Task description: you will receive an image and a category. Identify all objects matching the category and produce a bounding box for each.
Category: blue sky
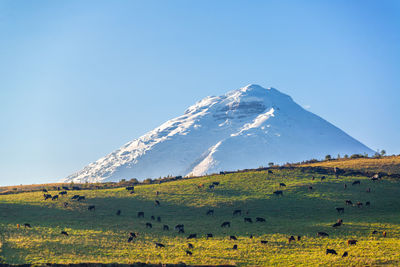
[1,0,399,186]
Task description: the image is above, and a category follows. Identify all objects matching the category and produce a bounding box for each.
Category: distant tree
[142,178,153,184]
[120,179,126,182]
[344,154,348,159]
[325,155,332,161]
[268,162,274,167]
[380,149,386,156]
[337,154,341,159]
[129,178,139,184]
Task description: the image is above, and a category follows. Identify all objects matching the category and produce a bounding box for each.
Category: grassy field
[1,167,400,266]
[300,155,400,175]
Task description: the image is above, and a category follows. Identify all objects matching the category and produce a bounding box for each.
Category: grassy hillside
[1,168,400,266]
[300,155,400,175]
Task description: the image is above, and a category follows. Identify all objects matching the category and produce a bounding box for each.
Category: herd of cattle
[17,171,387,259]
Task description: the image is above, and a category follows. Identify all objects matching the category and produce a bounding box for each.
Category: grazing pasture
[0,168,400,266]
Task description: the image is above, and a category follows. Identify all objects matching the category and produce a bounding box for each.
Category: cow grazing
[116,210,121,216]
[157,216,161,222]
[336,207,344,214]
[59,191,67,196]
[230,235,237,240]
[232,244,238,250]
[178,228,185,234]
[352,180,361,186]
[186,250,192,255]
[62,186,69,190]
[288,236,295,243]
[279,183,286,187]
[212,182,220,186]
[209,184,215,190]
[126,186,134,191]
[221,221,231,228]
[52,195,59,200]
[342,252,348,258]
[129,232,138,238]
[372,230,378,234]
[88,205,95,211]
[256,217,266,222]
[356,202,363,208]
[366,188,371,193]
[61,231,68,236]
[268,170,273,174]
[151,216,155,220]
[308,186,313,191]
[43,194,52,200]
[332,222,342,227]
[155,242,165,248]
[42,189,48,193]
[24,223,31,228]
[138,211,144,218]
[206,209,214,216]
[146,223,152,228]
[347,239,357,245]
[273,190,283,196]
[244,217,253,223]
[366,201,370,207]
[71,195,79,200]
[63,202,69,208]
[163,225,169,231]
[383,231,387,237]
[326,249,337,255]
[345,200,353,205]
[261,240,268,244]
[188,243,194,249]
[155,200,160,206]
[207,233,213,238]
[128,236,134,243]
[317,232,329,237]
[320,176,326,181]
[187,234,197,239]
[233,209,242,216]
[297,236,301,241]
[77,196,85,201]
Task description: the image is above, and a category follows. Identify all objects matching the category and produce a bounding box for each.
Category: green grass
[1,169,400,266]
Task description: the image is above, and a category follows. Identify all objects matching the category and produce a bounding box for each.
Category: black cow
[24,223,31,228]
[116,210,121,216]
[342,252,348,258]
[256,217,266,222]
[244,217,253,223]
[212,182,220,186]
[288,236,295,243]
[206,209,214,216]
[230,235,237,240]
[207,233,213,238]
[317,232,329,237]
[352,180,361,186]
[209,184,215,189]
[268,170,273,174]
[188,243,194,249]
[308,186,313,191]
[336,207,344,214]
[42,189,48,193]
[151,216,155,220]
[279,183,286,187]
[273,190,283,196]
[326,249,337,255]
[61,231,68,236]
[43,194,52,200]
[63,202,69,208]
[163,225,169,231]
[146,223,152,228]
[345,200,353,205]
[52,195,59,200]
[130,232,138,238]
[261,240,268,244]
[71,195,79,200]
[232,244,238,250]
[320,176,326,181]
[187,234,197,239]
[77,196,85,201]
[155,200,160,206]
[126,186,134,191]
[233,210,242,216]
[59,191,67,195]
[157,216,161,222]
[186,250,192,255]
[155,242,165,248]
[221,221,231,228]
[138,211,144,218]
[347,239,357,245]
[62,186,69,190]
[366,201,370,207]
[88,205,95,211]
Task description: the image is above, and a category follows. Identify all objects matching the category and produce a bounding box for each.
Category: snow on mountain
[64,84,374,183]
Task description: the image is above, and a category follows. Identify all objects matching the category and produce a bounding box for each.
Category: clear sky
[1,0,399,186]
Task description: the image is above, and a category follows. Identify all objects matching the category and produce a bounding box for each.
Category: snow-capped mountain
[64,84,374,183]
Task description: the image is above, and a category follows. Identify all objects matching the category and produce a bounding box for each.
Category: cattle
[366,201,370,207]
[232,244,238,250]
[233,209,242,216]
[297,236,301,241]
[72,186,81,190]
[206,209,214,216]
[308,186,313,191]
[288,236,295,243]
[279,183,286,187]
[137,211,144,218]
[175,224,184,232]
[332,221,342,227]
[146,223,152,228]
[77,196,85,201]
[130,232,138,238]
[157,216,161,222]
[156,191,160,196]
[268,170,273,174]
[178,228,185,234]
[344,184,347,189]
[52,195,59,201]
[230,235,237,240]
[207,233,213,238]
[186,250,192,255]
[88,205,95,211]
[356,202,363,208]
[347,239,357,245]
[42,189,48,193]
[43,194,52,200]
[261,240,268,244]
[221,221,231,228]
[155,242,165,248]
[273,190,283,196]
[188,243,194,249]
[155,200,160,206]
[256,217,266,222]
[126,186,134,191]
[372,230,378,234]
[62,186,69,190]
[116,210,121,216]
[128,236,134,243]
[212,182,220,186]
[151,216,155,220]
[130,191,135,194]
[366,188,371,193]
[342,252,348,258]
[383,231,387,237]
[326,249,337,255]
[352,180,361,186]
[63,202,69,208]
[336,207,344,214]
[71,195,79,200]
[345,200,353,205]
[163,225,169,231]
[317,232,329,237]
[187,234,197,239]
[59,191,67,196]
[249,235,253,239]
[197,184,204,189]
[320,176,326,181]
[371,177,379,182]
[61,231,68,236]
[209,184,215,190]
[24,223,31,228]
[244,217,253,223]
